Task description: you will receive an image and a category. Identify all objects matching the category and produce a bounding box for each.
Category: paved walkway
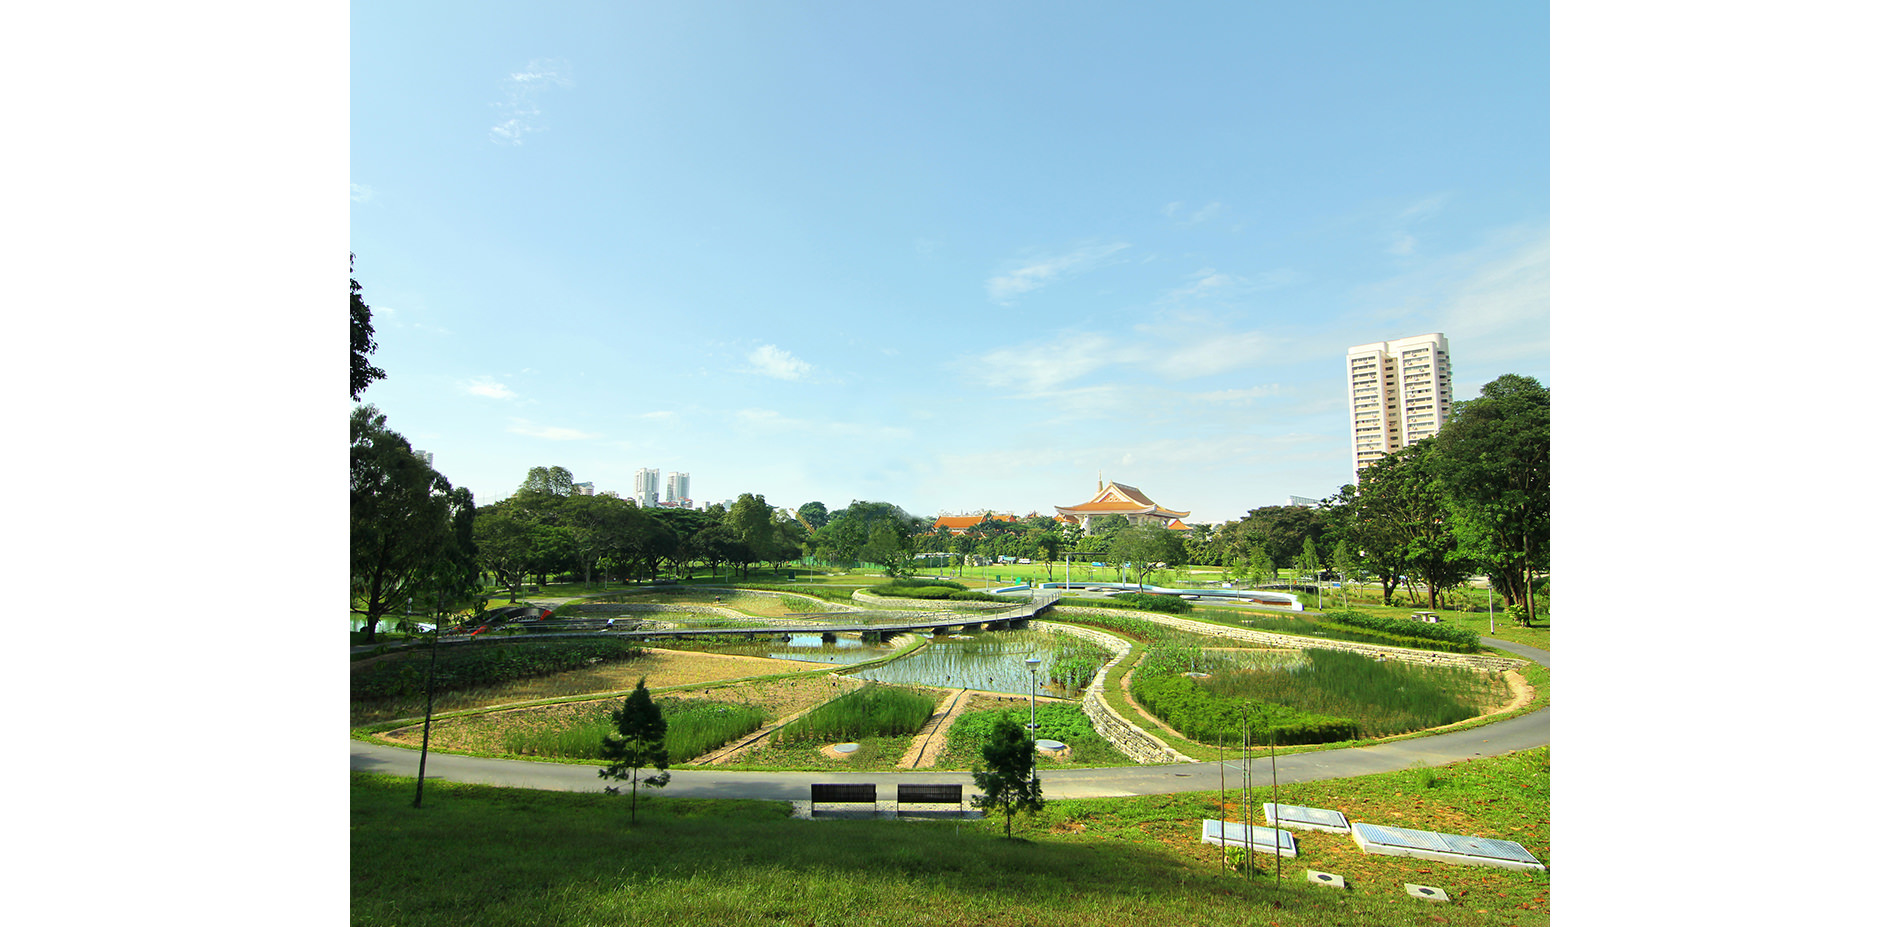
[351,637,1547,801]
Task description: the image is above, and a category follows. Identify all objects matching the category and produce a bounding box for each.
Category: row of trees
[473,482,811,596]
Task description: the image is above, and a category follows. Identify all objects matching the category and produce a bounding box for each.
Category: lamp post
[1024,655,1041,736]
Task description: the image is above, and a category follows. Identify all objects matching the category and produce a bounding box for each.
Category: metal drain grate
[1199,820,1298,857]
[1261,803,1350,833]
[1352,823,1546,872]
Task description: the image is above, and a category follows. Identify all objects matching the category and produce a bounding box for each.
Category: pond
[847,630,1110,697]
[764,633,891,666]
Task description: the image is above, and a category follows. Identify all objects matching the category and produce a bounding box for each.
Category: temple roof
[932,513,1016,534]
[1053,481,1190,520]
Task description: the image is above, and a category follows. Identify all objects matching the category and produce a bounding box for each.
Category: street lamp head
[1025,656,1041,668]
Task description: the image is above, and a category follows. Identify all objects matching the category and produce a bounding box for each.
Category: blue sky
[350,2,1548,523]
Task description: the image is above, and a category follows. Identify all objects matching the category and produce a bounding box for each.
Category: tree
[518,465,576,498]
[1110,524,1186,588]
[599,678,670,825]
[1333,441,1471,608]
[972,718,1043,839]
[795,501,830,530]
[350,255,385,400]
[1432,374,1551,624]
[351,405,462,643]
[724,493,775,578]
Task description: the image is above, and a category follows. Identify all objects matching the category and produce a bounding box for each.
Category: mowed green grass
[353,747,1549,927]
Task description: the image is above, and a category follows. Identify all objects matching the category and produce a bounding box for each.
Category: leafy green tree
[1432,374,1551,623]
[1335,441,1471,608]
[795,501,830,530]
[518,465,576,498]
[724,493,775,578]
[473,501,536,600]
[972,718,1044,839]
[1110,524,1187,588]
[599,678,669,825]
[350,255,384,400]
[351,405,466,642]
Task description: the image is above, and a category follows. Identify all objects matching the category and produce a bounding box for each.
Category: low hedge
[1055,594,1190,615]
[351,639,647,701]
[1319,609,1480,651]
[859,581,1015,604]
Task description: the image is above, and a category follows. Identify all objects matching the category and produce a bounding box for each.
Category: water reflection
[849,631,1107,695]
[766,633,887,666]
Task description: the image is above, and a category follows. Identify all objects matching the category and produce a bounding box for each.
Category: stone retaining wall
[1050,606,1525,673]
[850,590,1016,611]
[1032,620,1193,765]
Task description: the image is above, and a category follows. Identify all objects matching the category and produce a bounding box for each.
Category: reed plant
[501,698,769,762]
[774,684,936,744]
[1198,649,1510,739]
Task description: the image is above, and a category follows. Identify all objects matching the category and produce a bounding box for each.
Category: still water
[765,633,890,666]
[849,631,1108,696]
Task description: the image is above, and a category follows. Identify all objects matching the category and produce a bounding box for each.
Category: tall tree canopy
[350,254,385,400]
[518,465,576,498]
[350,405,476,641]
[1431,374,1551,622]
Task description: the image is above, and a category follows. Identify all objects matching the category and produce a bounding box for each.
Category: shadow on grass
[352,773,1326,927]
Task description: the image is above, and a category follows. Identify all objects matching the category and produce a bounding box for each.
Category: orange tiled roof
[932,513,1016,534]
[1053,481,1190,521]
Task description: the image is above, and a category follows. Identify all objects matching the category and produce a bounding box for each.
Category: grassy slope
[353,747,1549,927]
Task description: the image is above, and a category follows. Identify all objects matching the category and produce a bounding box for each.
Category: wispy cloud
[490,59,573,146]
[350,183,375,203]
[507,419,598,440]
[986,242,1130,304]
[746,344,813,380]
[1162,267,1302,303]
[1387,193,1451,256]
[461,376,516,399]
[1190,384,1282,403]
[1164,201,1223,225]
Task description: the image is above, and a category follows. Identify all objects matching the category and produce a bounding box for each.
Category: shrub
[1108,592,1193,614]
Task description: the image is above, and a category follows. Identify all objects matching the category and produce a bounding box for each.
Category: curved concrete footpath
[350,638,1547,801]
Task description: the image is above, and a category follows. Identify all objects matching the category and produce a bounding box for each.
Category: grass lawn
[352,747,1549,927]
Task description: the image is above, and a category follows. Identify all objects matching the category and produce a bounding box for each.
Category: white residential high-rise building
[666,471,690,506]
[1348,333,1452,477]
[633,468,661,507]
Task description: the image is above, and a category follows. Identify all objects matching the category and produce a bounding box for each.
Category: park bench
[895,784,963,813]
[1411,612,1440,623]
[809,783,877,813]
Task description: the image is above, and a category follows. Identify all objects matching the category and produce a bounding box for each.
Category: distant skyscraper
[1348,333,1452,477]
[633,468,661,507]
[572,482,594,496]
[666,471,690,506]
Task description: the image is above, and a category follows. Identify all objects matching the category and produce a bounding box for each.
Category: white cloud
[462,376,516,399]
[746,344,813,380]
[490,58,573,146]
[350,183,374,203]
[986,242,1131,303]
[507,419,598,440]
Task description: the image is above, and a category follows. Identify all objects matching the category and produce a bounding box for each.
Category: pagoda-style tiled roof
[932,513,1017,535]
[1054,481,1189,521]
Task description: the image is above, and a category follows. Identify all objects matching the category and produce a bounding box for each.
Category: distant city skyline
[350,4,1549,526]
